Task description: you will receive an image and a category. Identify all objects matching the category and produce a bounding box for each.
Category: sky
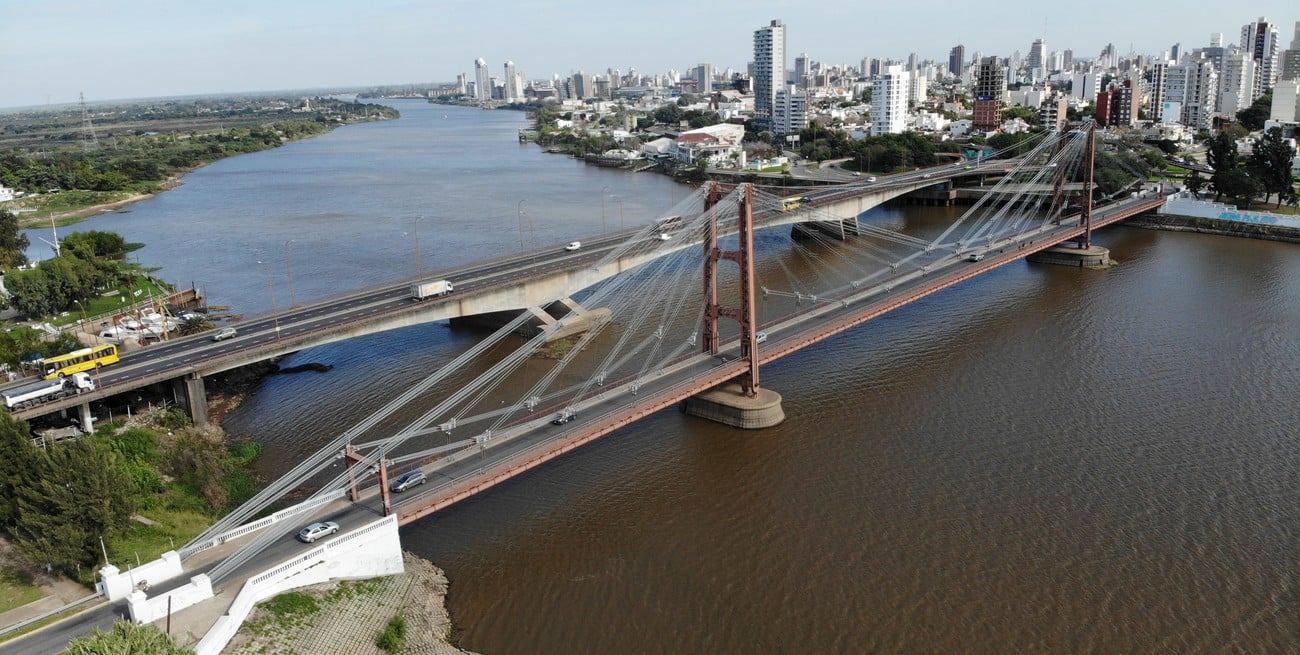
[1,0,1296,109]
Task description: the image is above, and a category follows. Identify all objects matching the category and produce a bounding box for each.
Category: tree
[0,412,39,529]
[1205,132,1240,201]
[1236,93,1272,131]
[1212,169,1262,208]
[63,621,194,655]
[1184,170,1206,198]
[9,439,136,574]
[1246,126,1298,207]
[0,209,29,269]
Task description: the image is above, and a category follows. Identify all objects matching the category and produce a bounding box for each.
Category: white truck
[410,280,454,301]
[3,372,97,411]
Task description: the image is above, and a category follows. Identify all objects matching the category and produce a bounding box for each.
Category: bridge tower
[685,182,785,428]
[1029,121,1110,267]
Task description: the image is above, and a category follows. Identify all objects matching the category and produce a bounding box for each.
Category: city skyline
[0,0,1295,109]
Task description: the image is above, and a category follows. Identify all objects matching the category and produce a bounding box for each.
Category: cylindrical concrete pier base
[683,383,785,429]
[1027,244,1111,267]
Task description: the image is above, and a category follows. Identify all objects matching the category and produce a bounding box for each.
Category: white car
[211,327,237,341]
[656,233,672,241]
[564,241,582,251]
[297,521,339,543]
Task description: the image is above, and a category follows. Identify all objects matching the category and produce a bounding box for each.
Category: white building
[1071,72,1100,101]
[772,85,808,135]
[503,61,523,101]
[1163,56,1218,130]
[1271,80,1300,122]
[673,123,745,165]
[474,58,491,102]
[909,72,928,106]
[0,185,14,202]
[871,65,909,136]
[1216,47,1258,117]
[752,19,787,129]
[1241,17,1281,95]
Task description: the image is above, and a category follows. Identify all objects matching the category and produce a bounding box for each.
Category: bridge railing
[194,515,402,655]
[179,488,347,560]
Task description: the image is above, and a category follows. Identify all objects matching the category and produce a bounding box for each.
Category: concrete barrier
[193,515,403,655]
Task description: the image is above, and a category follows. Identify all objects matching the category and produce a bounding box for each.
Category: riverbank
[10,174,188,229]
[223,551,477,655]
[1127,213,1300,244]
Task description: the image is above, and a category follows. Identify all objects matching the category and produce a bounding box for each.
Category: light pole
[617,199,625,231]
[283,239,296,307]
[600,185,610,234]
[412,216,423,283]
[516,200,527,252]
[73,300,93,342]
[256,260,281,341]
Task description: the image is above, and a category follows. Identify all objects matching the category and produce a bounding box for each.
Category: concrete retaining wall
[193,514,404,655]
[128,574,213,624]
[99,551,183,602]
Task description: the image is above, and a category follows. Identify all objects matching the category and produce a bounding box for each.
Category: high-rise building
[1216,47,1258,116]
[1027,38,1046,81]
[1149,62,1170,118]
[571,71,594,99]
[1280,22,1300,80]
[949,45,966,77]
[872,65,909,135]
[1163,55,1219,130]
[1096,80,1140,127]
[474,58,490,102]
[753,19,787,129]
[973,57,1006,131]
[1170,43,1181,61]
[773,85,809,135]
[795,53,811,89]
[1241,17,1281,93]
[909,71,928,106]
[1062,49,1074,71]
[695,63,715,93]
[503,61,521,101]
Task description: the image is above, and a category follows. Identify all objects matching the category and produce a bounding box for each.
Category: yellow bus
[40,344,120,379]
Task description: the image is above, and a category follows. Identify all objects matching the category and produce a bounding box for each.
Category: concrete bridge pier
[792,217,862,241]
[1027,244,1111,267]
[449,298,611,343]
[78,402,95,433]
[173,373,210,426]
[683,382,785,429]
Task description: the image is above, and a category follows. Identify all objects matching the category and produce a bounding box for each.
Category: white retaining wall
[193,514,404,655]
[1161,192,1300,229]
[99,551,183,602]
[128,574,213,624]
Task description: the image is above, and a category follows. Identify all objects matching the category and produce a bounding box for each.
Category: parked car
[211,327,237,341]
[297,521,339,543]
[390,470,427,492]
[564,241,582,251]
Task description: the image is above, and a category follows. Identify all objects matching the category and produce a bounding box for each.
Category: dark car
[390,470,427,492]
[551,410,576,425]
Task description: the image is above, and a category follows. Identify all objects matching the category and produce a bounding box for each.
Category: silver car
[296,521,339,543]
[212,326,238,341]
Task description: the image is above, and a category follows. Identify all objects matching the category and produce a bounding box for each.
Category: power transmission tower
[79,92,99,152]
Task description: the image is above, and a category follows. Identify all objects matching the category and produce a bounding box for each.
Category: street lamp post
[73,300,93,342]
[600,185,610,234]
[283,239,296,307]
[516,200,527,252]
[412,216,423,283]
[256,261,281,341]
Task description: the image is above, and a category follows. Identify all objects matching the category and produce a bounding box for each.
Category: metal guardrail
[0,592,104,639]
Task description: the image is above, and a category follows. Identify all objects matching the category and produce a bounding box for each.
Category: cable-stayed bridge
[23,124,1171,655]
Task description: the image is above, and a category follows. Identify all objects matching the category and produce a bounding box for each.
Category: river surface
[36,100,1299,653]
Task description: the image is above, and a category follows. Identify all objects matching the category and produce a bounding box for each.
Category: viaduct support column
[170,373,210,426]
[685,183,784,429]
[78,402,95,434]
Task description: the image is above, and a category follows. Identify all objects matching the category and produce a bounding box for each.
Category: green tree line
[1187,127,1297,208]
[0,410,261,578]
